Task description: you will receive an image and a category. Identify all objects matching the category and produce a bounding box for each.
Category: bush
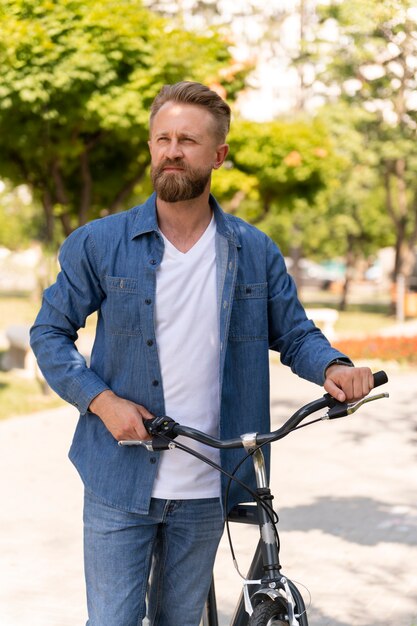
[333,335,417,364]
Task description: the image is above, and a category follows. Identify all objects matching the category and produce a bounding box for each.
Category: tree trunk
[60,212,73,237]
[289,220,303,292]
[79,150,92,227]
[108,167,148,214]
[394,158,408,279]
[42,190,55,243]
[339,246,355,311]
[384,159,409,311]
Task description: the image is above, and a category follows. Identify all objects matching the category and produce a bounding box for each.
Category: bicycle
[119,370,389,626]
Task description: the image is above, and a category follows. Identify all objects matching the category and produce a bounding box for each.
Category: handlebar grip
[327,370,388,419]
[373,370,388,388]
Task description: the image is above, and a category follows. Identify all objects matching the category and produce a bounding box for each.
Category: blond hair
[150,81,231,142]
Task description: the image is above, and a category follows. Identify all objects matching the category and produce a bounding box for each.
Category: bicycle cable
[151,432,282,542]
[223,444,279,576]
[154,431,284,582]
[154,433,273,509]
[151,415,328,582]
[223,415,325,575]
[290,578,312,616]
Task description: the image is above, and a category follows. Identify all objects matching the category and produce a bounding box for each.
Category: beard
[151,158,212,202]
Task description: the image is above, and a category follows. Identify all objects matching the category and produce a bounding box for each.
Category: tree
[0,0,248,244]
[312,0,417,289]
[314,103,394,308]
[211,115,342,287]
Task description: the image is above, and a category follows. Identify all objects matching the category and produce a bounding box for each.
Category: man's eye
[157,137,169,143]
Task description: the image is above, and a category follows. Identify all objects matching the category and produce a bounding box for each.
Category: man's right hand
[89,390,154,441]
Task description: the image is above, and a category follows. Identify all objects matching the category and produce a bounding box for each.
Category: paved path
[0,362,416,626]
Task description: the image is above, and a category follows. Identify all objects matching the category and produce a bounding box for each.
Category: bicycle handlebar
[119,371,388,451]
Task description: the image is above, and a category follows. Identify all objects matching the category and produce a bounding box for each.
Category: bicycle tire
[248,598,289,626]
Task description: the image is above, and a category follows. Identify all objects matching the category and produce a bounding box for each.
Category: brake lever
[323,392,389,420]
[118,416,179,451]
[118,437,177,451]
[118,439,154,450]
[346,392,389,414]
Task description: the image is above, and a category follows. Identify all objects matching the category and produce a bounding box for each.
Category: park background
[0,1,416,625]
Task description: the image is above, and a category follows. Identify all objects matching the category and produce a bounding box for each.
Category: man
[30,81,374,626]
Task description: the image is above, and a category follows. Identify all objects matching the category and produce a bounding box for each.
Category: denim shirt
[30,193,348,513]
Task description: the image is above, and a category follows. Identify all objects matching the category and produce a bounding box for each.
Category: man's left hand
[324,365,374,403]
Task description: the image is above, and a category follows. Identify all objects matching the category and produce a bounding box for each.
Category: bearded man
[30,81,373,626]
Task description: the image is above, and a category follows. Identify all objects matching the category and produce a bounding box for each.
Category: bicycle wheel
[248,598,289,626]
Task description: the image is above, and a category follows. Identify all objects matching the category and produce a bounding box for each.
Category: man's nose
[165,139,183,160]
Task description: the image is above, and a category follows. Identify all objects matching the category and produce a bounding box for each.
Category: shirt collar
[130,192,241,247]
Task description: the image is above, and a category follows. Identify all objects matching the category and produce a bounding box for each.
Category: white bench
[2,325,35,372]
[2,324,52,394]
[2,323,92,376]
[305,308,339,341]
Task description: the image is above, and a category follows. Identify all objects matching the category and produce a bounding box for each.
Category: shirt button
[145,298,152,305]
[150,457,157,464]
[147,339,154,347]
[229,262,233,270]
[152,380,159,387]
[150,259,157,265]
[223,300,228,309]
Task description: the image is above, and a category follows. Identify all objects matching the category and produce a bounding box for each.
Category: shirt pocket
[229,282,268,341]
[103,276,141,336]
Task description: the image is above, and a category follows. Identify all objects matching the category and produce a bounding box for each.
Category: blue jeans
[83,491,224,626]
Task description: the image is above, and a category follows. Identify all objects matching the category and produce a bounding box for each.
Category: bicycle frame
[202,436,308,626]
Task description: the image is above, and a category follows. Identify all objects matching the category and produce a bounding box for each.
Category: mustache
[156,158,189,172]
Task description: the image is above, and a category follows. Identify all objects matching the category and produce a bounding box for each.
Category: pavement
[0,361,416,626]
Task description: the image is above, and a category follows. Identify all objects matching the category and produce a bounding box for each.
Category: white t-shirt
[152,215,221,499]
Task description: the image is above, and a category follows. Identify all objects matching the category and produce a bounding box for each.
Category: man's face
[148,102,228,203]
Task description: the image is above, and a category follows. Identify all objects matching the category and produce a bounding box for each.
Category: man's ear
[213,144,229,170]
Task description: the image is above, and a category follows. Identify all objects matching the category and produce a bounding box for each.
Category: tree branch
[108,166,148,214]
[51,158,70,205]
[42,189,55,242]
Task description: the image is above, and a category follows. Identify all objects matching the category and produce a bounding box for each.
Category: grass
[0,293,41,327]
[335,309,394,336]
[0,293,91,422]
[0,369,64,421]
[302,298,396,337]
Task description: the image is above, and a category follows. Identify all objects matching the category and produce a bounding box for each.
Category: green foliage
[315,0,417,278]
[0,0,248,244]
[212,116,342,256]
[227,118,336,203]
[314,102,394,259]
